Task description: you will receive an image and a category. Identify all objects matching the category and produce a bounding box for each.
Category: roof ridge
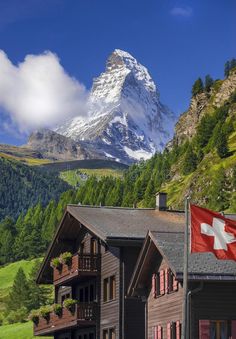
[150,230,184,234]
[67,204,155,211]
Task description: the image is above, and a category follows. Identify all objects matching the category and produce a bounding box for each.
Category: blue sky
[0,0,235,145]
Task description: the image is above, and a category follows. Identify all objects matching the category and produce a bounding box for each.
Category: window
[90,284,94,302]
[77,332,94,339]
[103,328,116,339]
[199,320,234,339]
[79,288,84,302]
[103,278,109,302]
[110,276,116,300]
[167,322,181,339]
[154,325,163,339]
[103,275,116,302]
[79,283,96,303]
[79,242,84,255]
[61,293,71,304]
[152,269,178,298]
[91,238,97,254]
[152,271,165,297]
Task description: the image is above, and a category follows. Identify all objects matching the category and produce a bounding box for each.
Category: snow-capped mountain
[55,49,175,163]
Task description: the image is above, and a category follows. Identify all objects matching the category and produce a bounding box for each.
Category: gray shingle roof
[67,205,185,239]
[151,231,236,279]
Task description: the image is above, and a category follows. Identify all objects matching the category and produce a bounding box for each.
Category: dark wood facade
[128,231,236,339]
[35,214,145,339]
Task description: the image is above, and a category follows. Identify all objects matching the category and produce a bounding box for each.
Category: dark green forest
[0,158,70,221]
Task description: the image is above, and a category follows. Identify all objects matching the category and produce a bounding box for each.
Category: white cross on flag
[190,204,236,260]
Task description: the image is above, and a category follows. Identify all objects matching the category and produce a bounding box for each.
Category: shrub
[39,305,52,320]
[63,299,77,313]
[6,307,28,324]
[59,252,73,266]
[53,303,63,317]
[50,257,62,270]
[29,309,40,325]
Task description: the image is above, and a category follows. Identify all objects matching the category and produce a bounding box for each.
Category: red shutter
[165,268,169,293]
[152,274,157,298]
[160,270,165,295]
[154,326,158,339]
[232,320,236,339]
[199,320,210,339]
[167,323,171,339]
[176,321,181,339]
[157,325,162,339]
[173,276,178,291]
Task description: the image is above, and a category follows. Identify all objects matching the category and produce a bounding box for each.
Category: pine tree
[182,145,198,175]
[143,178,156,207]
[0,217,16,264]
[27,260,51,310]
[216,129,229,158]
[192,78,204,96]
[0,230,14,264]
[224,59,236,77]
[196,114,216,149]
[208,167,229,211]
[224,61,230,77]
[204,74,214,92]
[6,268,30,312]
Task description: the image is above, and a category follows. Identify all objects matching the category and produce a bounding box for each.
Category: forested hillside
[0,158,70,221]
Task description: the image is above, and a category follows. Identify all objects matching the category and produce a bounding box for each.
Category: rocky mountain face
[26,129,101,161]
[54,49,175,163]
[170,69,236,147]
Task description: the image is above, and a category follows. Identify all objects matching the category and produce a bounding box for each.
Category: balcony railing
[34,303,96,336]
[53,253,100,285]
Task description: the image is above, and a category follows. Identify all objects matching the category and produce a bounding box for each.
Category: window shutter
[167,323,171,339]
[231,320,236,338]
[173,276,178,291]
[157,325,162,339]
[154,326,158,339]
[176,321,181,339]
[165,269,169,293]
[199,320,210,339]
[152,274,157,298]
[160,270,165,295]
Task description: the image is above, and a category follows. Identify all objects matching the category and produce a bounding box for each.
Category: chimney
[155,192,167,211]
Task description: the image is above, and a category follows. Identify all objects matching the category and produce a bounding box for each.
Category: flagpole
[182,196,190,339]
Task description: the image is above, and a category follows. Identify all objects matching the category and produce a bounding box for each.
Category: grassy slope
[163,119,236,211]
[60,167,124,186]
[0,259,53,338]
[0,259,39,290]
[0,259,40,312]
[0,321,52,339]
[0,143,52,166]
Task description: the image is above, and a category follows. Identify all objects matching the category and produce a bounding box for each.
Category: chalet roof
[37,205,185,284]
[67,205,185,240]
[128,229,236,296]
[150,231,236,279]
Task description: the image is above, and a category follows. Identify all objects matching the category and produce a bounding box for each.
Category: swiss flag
[190,204,236,260]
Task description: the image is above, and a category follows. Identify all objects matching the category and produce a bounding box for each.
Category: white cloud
[170,6,193,18]
[0,50,88,134]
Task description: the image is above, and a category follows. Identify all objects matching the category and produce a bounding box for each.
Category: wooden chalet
[128,229,236,339]
[35,193,184,339]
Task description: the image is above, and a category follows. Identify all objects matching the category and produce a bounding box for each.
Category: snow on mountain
[55,49,176,163]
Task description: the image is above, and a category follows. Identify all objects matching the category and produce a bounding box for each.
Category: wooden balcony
[53,253,100,286]
[34,303,96,336]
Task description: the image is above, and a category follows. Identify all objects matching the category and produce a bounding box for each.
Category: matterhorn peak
[55,49,176,164]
